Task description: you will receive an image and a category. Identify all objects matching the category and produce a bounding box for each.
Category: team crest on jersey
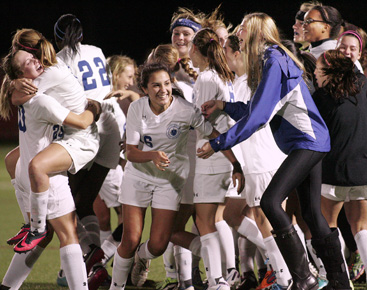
[166,123,181,139]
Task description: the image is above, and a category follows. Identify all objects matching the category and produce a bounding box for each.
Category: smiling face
[171,26,196,58]
[236,21,247,51]
[303,9,330,43]
[142,70,173,114]
[293,19,305,44]
[338,35,362,63]
[114,64,135,90]
[314,58,329,88]
[14,50,44,79]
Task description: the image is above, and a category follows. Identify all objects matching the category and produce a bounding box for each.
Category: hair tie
[323,52,331,66]
[338,30,363,51]
[177,58,182,63]
[17,42,38,51]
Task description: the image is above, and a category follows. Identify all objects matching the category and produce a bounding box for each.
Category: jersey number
[78,57,110,91]
[228,82,235,103]
[18,105,26,132]
[52,125,64,140]
[143,136,153,148]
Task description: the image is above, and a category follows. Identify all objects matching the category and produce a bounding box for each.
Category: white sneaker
[208,281,230,290]
[131,251,151,286]
[226,268,241,289]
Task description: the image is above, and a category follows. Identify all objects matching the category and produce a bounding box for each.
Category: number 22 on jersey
[78,57,110,91]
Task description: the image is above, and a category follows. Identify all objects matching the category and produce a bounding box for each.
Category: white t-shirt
[193,68,235,174]
[233,74,286,174]
[124,96,213,188]
[16,94,70,193]
[57,43,111,102]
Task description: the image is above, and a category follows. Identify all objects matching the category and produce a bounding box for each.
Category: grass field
[1,142,366,290]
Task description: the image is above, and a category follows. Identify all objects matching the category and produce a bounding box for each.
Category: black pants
[260,149,330,238]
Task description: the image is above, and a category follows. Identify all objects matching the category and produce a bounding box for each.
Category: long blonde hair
[241,13,305,93]
[106,55,137,90]
[0,76,13,120]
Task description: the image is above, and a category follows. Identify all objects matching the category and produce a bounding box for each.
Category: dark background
[1,0,367,141]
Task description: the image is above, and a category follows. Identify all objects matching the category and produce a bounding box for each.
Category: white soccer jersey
[192,68,235,174]
[124,96,213,189]
[57,43,111,102]
[233,74,286,174]
[16,94,70,194]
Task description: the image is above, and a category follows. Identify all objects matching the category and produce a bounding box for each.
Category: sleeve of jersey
[223,101,249,121]
[197,76,219,104]
[125,102,141,146]
[190,106,213,136]
[33,94,70,124]
[210,57,283,152]
[33,65,66,93]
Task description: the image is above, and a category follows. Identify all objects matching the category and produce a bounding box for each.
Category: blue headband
[54,17,82,40]
[171,18,202,32]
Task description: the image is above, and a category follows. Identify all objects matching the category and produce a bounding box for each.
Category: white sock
[294,224,308,259]
[163,242,177,279]
[337,228,350,263]
[60,244,88,290]
[110,250,134,289]
[25,245,45,268]
[237,217,266,252]
[137,240,157,260]
[2,252,34,289]
[76,217,92,254]
[263,235,291,286]
[30,190,49,232]
[216,220,236,270]
[174,245,192,282]
[201,232,223,286]
[189,235,201,257]
[306,239,326,279]
[81,215,101,247]
[100,229,112,245]
[255,248,267,271]
[12,179,29,223]
[101,235,119,265]
[354,229,367,280]
[239,236,256,273]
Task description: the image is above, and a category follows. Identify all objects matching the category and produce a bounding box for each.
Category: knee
[260,196,272,216]
[147,238,169,256]
[28,158,46,178]
[121,231,141,253]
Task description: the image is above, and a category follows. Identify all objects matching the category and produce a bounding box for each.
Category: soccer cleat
[309,262,319,278]
[349,252,365,282]
[226,268,241,289]
[14,228,47,253]
[7,223,30,245]
[131,250,151,286]
[208,281,230,290]
[317,277,328,289]
[156,277,179,290]
[269,282,291,290]
[255,270,276,290]
[56,269,68,287]
[84,245,105,274]
[88,264,109,290]
[236,271,258,290]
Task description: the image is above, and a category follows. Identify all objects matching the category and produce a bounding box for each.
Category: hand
[201,100,223,119]
[151,151,170,171]
[86,99,102,122]
[197,142,215,159]
[13,78,38,95]
[232,161,245,194]
[104,90,125,100]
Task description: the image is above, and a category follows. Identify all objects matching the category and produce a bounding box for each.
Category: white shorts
[17,173,75,219]
[119,174,181,211]
[194,172,231,203]
[55,128,99,174]
[244,170,278,207]
[99,166,123,208]
[321,184,367,202]
[94,111,122,169]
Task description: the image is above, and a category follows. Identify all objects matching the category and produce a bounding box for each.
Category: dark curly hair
[320,49,360,101]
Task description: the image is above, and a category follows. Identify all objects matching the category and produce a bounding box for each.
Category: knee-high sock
[12,179,29,223]
[216,220,236,271]
[101,234,119,265]
[60,244,88,290]
[174,245,193,283]
[30,190,48,232]
[110,250,134,290]
[201,232,223,286]
[238,236,256,273]
[255,247,267,271]
[263,235,292,286]
[81,215,101,247]
[137,240,157,260]
[76,217,92,254]
[306,239,326,279]
[163,242,177,279]
[100,229,112,245]
[2,251,35,289]
[237,217,266,252]
[354,229,367,281]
